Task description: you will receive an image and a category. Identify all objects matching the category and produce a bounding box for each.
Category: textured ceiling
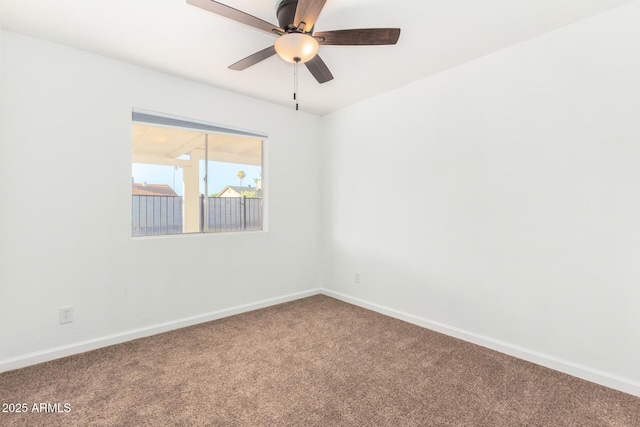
[0,0,635,115]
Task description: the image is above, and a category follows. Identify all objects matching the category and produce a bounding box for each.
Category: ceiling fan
[187,0,401,84]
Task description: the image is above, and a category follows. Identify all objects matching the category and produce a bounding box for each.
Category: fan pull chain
[294,57,300,111]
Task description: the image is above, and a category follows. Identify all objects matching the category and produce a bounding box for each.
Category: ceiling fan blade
[314,28,401,45]
[187,0,283,35]
[305,55,333,84]
[293,0,327,31]
[228,46,277,71]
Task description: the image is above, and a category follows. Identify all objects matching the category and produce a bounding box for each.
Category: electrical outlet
[59,306,74,324]
[354,272,361,284]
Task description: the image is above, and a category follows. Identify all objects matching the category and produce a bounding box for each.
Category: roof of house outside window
[132,183,179,197]
[216,186,262,198]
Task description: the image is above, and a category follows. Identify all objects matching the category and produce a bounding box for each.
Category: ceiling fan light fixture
[274,33,319,63]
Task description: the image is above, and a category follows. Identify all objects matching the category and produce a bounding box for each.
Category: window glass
[131,113,264,236]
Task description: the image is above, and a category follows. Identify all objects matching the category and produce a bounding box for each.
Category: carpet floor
[1,295,639,426]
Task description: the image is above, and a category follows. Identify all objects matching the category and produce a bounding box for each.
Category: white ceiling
[0,0,635,116]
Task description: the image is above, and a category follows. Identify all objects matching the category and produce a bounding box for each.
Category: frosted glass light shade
[274,33,319,63]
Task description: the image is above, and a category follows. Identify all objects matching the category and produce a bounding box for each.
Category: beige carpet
[1,295,639,426]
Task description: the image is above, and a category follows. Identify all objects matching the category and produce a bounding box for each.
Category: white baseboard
[321,289,640,397]
[4,287,639,398]
[0,288,322,373]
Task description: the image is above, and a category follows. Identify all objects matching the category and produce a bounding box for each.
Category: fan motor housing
[276,0,298,30]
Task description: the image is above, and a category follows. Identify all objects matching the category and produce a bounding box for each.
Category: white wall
[320,2,640,394]
[0,31,321,367]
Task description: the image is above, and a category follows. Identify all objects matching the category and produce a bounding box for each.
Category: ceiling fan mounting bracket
[276,0,299,30]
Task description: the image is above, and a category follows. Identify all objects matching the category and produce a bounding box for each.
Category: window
[131,110,265,236]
